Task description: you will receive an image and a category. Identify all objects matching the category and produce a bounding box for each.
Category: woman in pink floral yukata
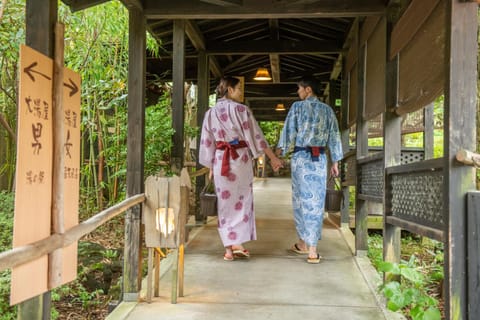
[199,76,283,261]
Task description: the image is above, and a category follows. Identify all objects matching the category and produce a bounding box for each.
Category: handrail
[0,193,145,273]
[456,149,480,168]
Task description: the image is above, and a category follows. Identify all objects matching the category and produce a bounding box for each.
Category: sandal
[307,254,321,264]
[289,243,309,254]
[224,253,234,261]
[233,249,250,258]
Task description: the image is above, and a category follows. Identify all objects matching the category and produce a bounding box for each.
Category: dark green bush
[0,191,15,319]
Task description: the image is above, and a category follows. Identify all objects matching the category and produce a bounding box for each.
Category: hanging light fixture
[275,103,286,111]
[253,67,272,81]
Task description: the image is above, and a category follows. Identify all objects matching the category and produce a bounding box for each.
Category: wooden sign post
[11,44,81,305]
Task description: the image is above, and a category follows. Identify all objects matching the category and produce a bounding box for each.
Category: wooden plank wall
[393,0,445,115]
[467,192,480,320]
[363,16,386,121]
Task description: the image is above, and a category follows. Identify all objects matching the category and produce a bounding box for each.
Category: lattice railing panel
[359,159,384,198]
[401,150,424,164]
[390,171,444,230]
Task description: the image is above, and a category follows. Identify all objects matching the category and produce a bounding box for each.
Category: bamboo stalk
[0,194,145,273]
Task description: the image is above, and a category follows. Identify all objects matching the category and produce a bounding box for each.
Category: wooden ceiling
[63,0,387,121]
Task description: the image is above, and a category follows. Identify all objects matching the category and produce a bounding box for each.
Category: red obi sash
[216,140,248,176]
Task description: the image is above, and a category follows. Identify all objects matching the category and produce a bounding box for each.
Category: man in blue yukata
[277,75,343,264]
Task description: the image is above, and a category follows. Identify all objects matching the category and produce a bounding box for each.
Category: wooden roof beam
[269,19,281,83]
[61,0,111,11]
[185,20,223,78]
[144,0,386,19]
[199,0,243,6]
[207,39,343,55]
[120,0,143,11]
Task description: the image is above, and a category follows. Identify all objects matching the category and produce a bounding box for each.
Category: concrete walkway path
[109,177,401,320]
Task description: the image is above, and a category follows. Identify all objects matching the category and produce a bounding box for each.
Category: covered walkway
[108,177,401,320]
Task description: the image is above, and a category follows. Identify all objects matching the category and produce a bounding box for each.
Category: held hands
[270,156,284,172]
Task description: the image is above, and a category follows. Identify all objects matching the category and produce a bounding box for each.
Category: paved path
[109,177,400,320]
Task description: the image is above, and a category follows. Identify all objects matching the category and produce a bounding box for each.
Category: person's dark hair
[298,75,321,96]
[215,76,240,99]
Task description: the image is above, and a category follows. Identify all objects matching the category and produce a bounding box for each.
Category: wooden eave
[62,0,388,121]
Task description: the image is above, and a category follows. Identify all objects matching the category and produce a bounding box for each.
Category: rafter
[185,20,223,78]
[207,39,342,55]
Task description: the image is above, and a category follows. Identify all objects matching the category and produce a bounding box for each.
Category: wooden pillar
[171,20,186,174]
[340,75,350,227]
[20,1,57,319]
[124,6,146,302]
[383,9,402,278]
[423,103,434,160]
[444,1,477,319]
[355,42,368,255]
[195,50,209,223]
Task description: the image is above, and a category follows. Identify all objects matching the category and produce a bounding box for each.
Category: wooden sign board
[144,175,181,249]
[11,45,81,305]
[61,67,81,286]
[11,45,53,305]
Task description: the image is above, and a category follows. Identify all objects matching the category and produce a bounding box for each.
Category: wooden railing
[0,194,145,273]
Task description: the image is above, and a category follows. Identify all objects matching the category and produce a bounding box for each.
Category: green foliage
[59,1,164,212]
[145,95,175,176]
[0,0,24,191]
[51,242,122,317]
[0,191,15,319]
[368,234,444,320]
[368,137,383,147]
[258,121,283,147]
[0,270,15,320]
[0,191,13,252]
[379,259,441,320]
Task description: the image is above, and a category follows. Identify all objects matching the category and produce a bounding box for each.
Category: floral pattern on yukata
[199,98,269,246]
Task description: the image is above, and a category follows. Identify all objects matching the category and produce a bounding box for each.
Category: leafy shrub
[379,257,442,320]
[0,191,15,319]
[368,234,444,320]
[0,191,14,252]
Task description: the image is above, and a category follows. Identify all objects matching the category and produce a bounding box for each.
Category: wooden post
[124,6,146,302]
[355,39,368,255]
[154,250,160,297]
[340,73,350,227]
[20,1,57,319]
[49,22,65,290]
[146,248,153,303]
[171,19,186,174]
[383,4,402,280]
[444,1,477,318]
[171,250,179,304]
[195,50,209,223]
[178,185,189,297]
[423,103,434,160]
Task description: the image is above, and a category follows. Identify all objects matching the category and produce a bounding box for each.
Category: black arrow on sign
[23,62,52,82]
[63,78,79,97]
